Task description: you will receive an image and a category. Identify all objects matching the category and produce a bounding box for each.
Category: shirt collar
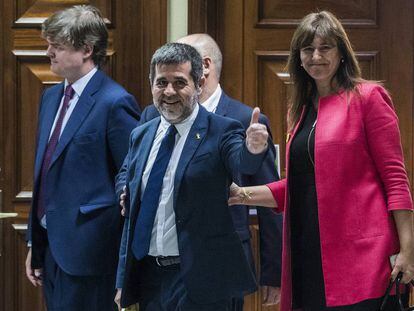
[201,84,222,113]
[160,104,200,137]
[64,67,98,98]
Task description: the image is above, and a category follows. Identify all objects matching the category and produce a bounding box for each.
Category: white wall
[168,0,188,42]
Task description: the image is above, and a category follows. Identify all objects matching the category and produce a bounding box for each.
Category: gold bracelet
[239,187,253,203]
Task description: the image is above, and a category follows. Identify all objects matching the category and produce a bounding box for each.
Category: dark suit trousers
[43,247,117,311]
[231,239,256,311]
[137,256,231,311]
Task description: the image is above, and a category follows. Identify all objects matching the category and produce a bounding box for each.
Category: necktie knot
[64,84,75,99]
[166,125,177,138]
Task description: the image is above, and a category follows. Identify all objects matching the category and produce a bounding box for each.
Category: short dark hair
[42,5,108,68]
[149,43,203,87]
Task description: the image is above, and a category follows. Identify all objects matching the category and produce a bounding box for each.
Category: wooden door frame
[0,0,4,307]
[188,0,219,37]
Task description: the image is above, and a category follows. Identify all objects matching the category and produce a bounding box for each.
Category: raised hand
[246,107,269,154]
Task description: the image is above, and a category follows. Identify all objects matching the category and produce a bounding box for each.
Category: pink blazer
[268,83,413,310]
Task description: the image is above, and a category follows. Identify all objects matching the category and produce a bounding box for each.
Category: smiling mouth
[162,100,180,105]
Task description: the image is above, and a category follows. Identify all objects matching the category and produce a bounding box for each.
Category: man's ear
[198,76,206,89]
[202,57,211,76]
[83,44,94,59]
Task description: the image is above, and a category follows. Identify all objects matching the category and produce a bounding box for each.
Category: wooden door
[0,1,167,309]
[190,0,413,310]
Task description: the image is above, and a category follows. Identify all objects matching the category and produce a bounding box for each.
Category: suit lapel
[34,84,64,180]
[174,106,208,203]
[49,70,104,168]
[214,92,230,117]
[129,119,160,218]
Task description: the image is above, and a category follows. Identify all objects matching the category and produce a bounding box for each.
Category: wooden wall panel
[13,224,46,311]
[244,225,262,311]
[0,0,5,305]
[256,53,290,178]
[0,0,167,310]
[257,0,378,27]
[16,58,50,198]
[188,0,218,38]
[14,0,114,26]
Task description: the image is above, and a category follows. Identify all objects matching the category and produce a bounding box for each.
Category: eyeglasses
[300,44,337,55]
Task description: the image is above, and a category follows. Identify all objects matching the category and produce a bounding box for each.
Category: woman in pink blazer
[230,11,414,311]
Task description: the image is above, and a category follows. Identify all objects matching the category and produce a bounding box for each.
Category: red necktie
[37,84,75,220]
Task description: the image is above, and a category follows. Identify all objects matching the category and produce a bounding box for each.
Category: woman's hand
[391,248,414,284]
[229,183,277,208]
[391,210,414,283]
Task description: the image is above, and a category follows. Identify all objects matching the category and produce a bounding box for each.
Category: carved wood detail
[256,0,378,28]
[14,0,114,27]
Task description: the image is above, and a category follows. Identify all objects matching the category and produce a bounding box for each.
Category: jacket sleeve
[26,90,47,244]
[107,93,140,170]
[362,85,413,211]
[266,179,286,214]
[221,120,268,176]
[252,114,283,287]
[115,131,136,216]
[137,104,156,126]
[116,216,130,288]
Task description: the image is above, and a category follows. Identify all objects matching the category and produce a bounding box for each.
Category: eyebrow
[156,76,188,81]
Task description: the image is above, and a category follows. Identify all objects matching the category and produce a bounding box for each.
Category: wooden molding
[187,0,218,38]
[256,0,379,28]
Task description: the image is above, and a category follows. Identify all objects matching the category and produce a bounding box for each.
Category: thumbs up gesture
[246,107,269,154]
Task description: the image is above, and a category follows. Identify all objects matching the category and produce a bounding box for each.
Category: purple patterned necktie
[37,84,75,220]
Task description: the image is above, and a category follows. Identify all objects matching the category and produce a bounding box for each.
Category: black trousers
[137,256,232,311]
[299,293,409,311]
[231,296,244,311]
[43,247,117,311]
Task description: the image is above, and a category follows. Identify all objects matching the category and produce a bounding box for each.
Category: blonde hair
[42,5,108,68]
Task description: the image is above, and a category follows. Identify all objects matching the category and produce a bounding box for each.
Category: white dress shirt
[143,104,200,257]
[49,67,98,139]
[201,84,222,113]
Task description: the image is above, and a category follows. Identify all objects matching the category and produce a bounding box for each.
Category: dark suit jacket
[27,70,140,276]
[116,105,266,307]
[137,92,282,286]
